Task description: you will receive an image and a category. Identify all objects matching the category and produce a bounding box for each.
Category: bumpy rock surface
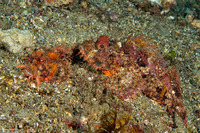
[0,28,33,53]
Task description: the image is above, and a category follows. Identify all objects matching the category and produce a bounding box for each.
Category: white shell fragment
[0,28,33,53]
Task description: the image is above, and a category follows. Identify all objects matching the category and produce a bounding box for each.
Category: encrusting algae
[96,110,144,133]
[17,35,187,128]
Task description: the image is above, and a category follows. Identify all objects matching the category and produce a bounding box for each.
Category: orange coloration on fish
[17,35,187,127]
[78,35,187,126]
[47,52,58,60]
[17,45,73,86]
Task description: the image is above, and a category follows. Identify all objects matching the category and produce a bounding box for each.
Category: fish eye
[100,44,104,48]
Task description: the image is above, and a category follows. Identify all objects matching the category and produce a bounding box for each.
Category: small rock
[185,14,194,23]
[0,28,33,53]
[168,16,174,20]
[191,19,200,28]
[45,0,73,7]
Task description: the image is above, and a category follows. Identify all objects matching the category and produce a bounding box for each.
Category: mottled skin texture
[17,45,73,86]
[17,35,187,126]
[79,35,187,126]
